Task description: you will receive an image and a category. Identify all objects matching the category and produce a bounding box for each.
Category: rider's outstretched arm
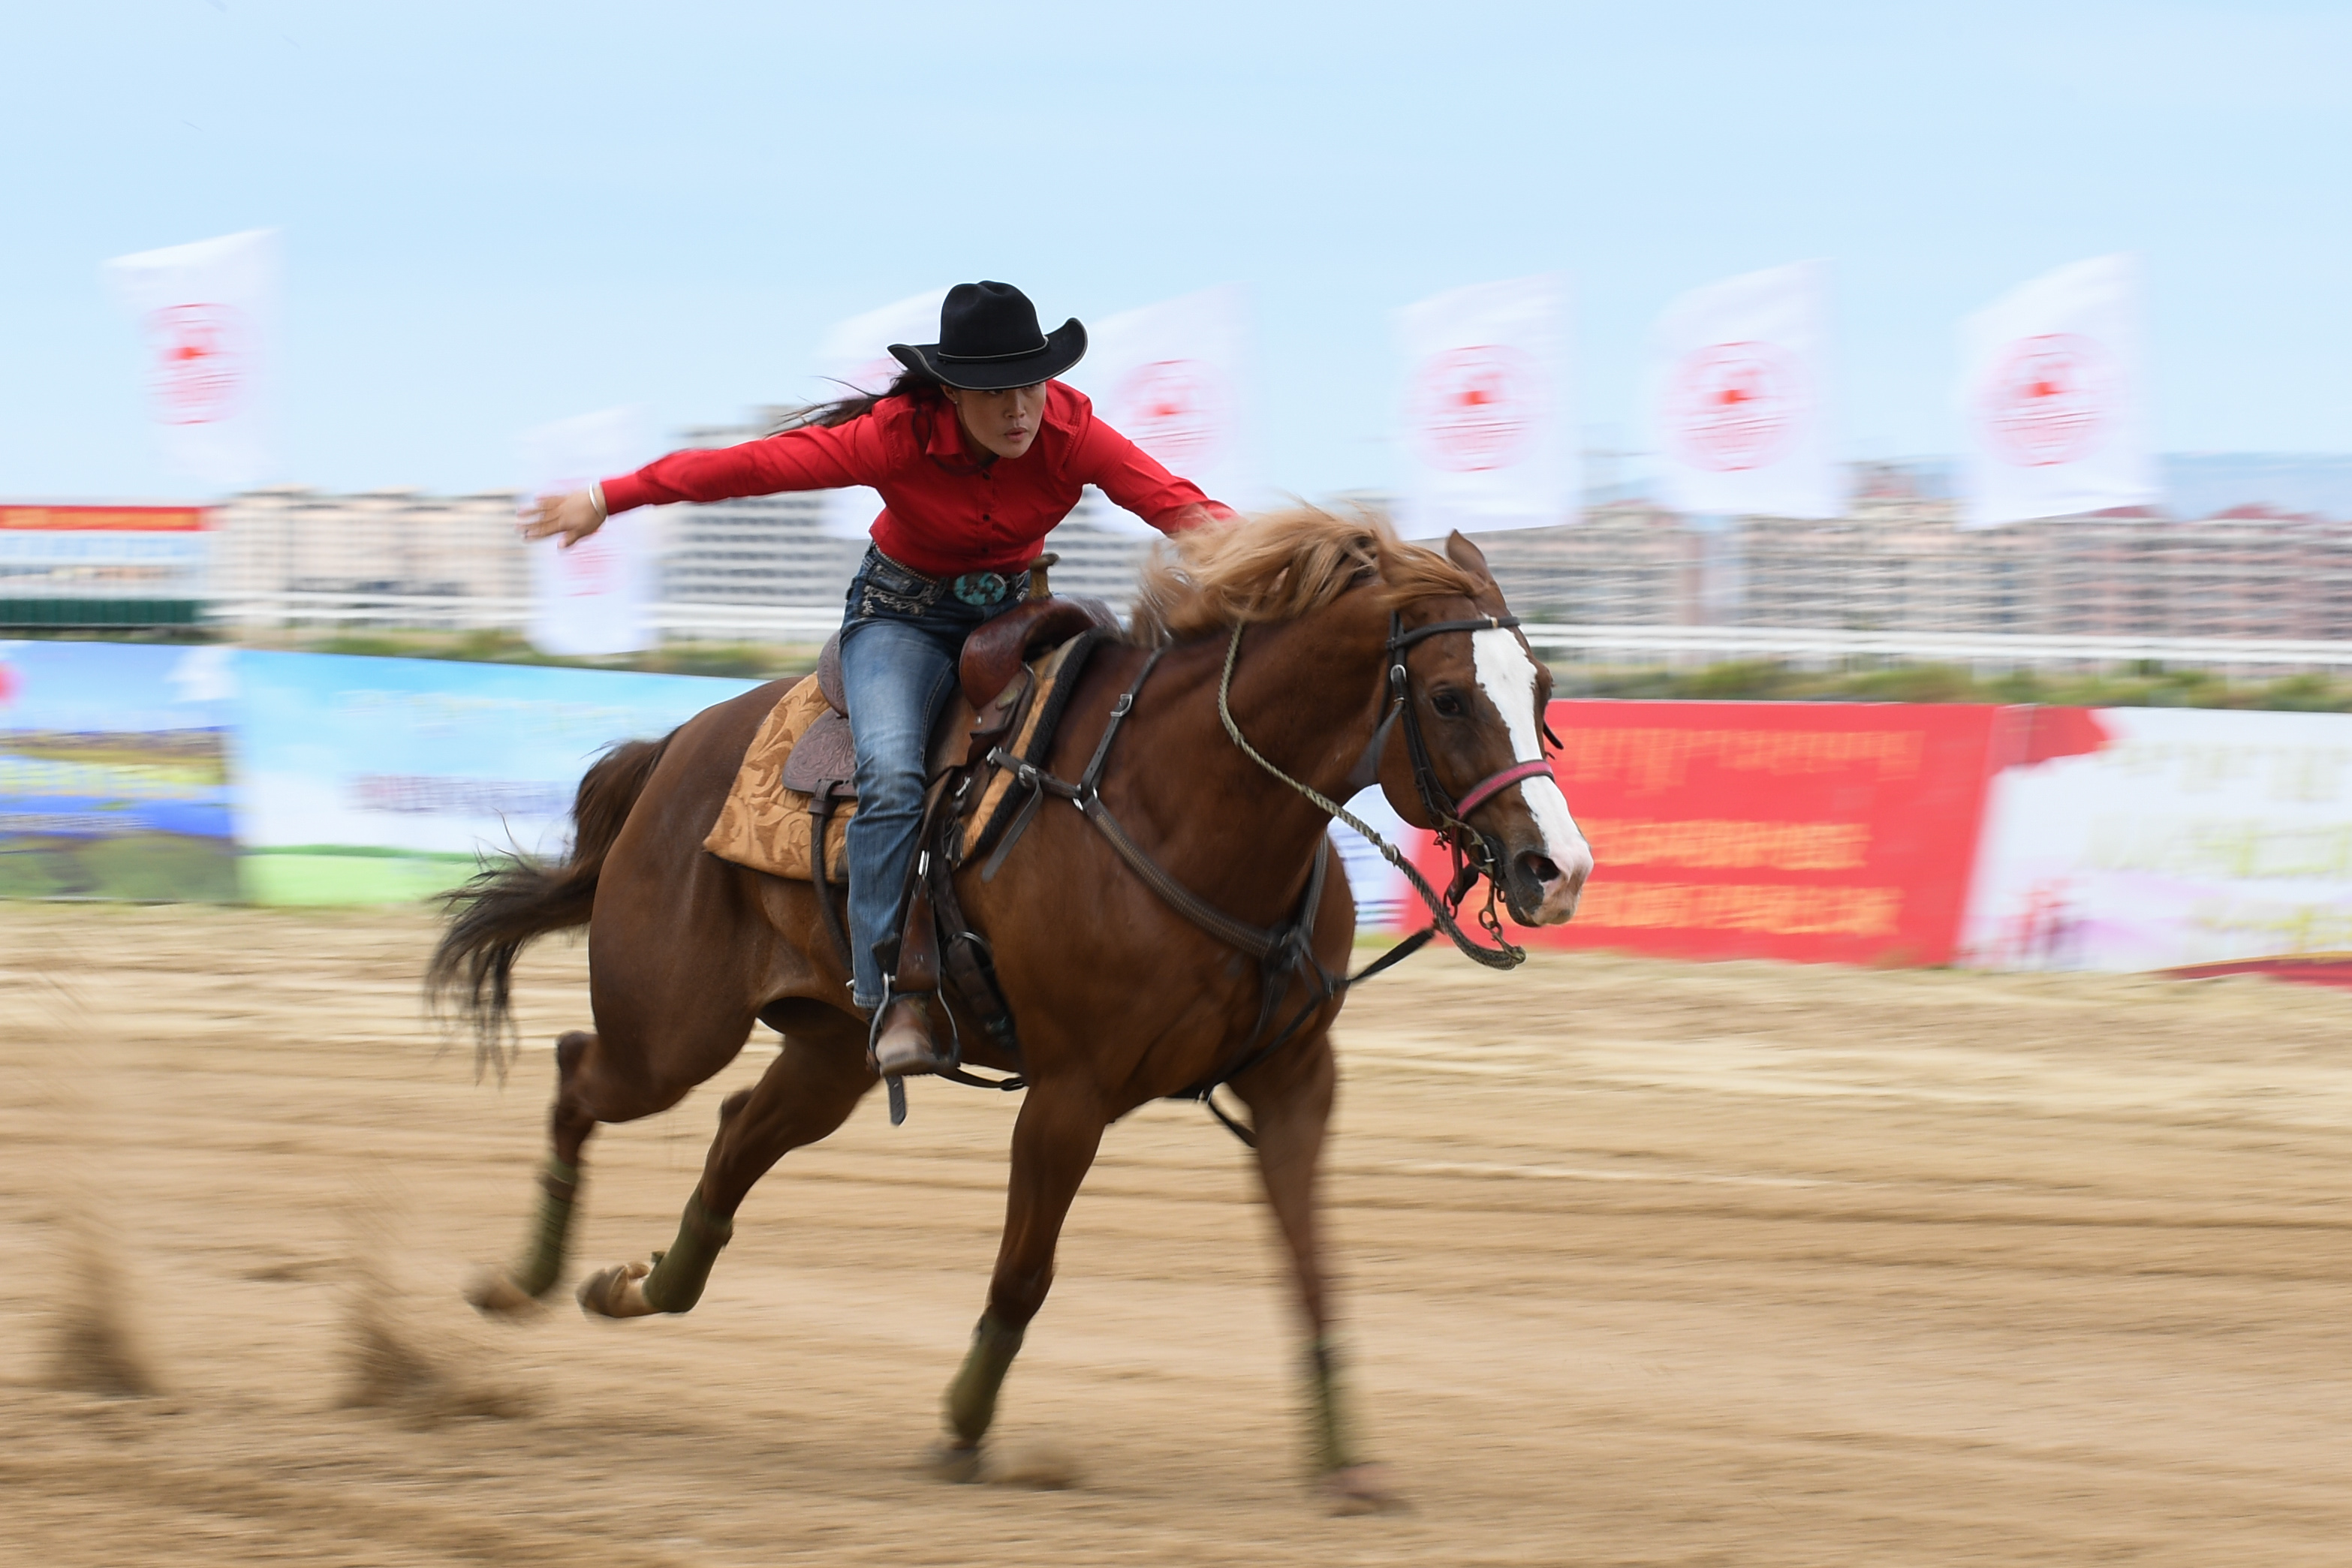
[1068,408,1238,535]
[603,420,883,513]
[522,420,887,546]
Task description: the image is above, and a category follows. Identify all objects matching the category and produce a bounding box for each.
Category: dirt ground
[3,904,2349,1566]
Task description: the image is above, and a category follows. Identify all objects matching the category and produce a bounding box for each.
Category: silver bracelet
[587,480,608,522]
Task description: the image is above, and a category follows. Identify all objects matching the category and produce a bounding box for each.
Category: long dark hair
[766,367,942,435]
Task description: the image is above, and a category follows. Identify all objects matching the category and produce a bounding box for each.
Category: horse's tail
[428,732,675,1074]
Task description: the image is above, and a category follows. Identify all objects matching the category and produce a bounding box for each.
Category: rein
[1215,612,1531,971]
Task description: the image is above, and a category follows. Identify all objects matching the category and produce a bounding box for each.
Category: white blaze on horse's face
[1470,628,1594,922]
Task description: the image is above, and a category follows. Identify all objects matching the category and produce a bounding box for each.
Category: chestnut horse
[431,509,1591,1511]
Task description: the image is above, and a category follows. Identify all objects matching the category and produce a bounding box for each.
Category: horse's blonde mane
[1128,505,1485,646]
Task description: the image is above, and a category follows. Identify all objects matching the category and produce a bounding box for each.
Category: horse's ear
[1444,530,1495,584]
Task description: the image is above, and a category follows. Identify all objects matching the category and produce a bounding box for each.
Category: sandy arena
[3,902,2348,1565]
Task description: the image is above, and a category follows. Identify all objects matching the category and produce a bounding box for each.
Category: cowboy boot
[872,871,951,1078]
[871,994,950,1077]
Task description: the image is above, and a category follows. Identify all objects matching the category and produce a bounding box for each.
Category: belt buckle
[952,570,1008,606]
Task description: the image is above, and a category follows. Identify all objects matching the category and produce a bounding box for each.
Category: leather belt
[865,547,1028,609]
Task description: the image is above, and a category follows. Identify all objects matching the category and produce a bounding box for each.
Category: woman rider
[525,281,1233,1079]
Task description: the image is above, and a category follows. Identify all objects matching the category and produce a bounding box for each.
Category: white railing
[205,593,2352,672]
[207,591,532,631]
[653,603,846,642]
[206,592,846,644]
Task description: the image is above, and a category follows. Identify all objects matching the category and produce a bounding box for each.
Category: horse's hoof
[575,1260,658,1319]
[920,1440,985,1484]
[1319,1463,1408,1516]
[464,1269,546,1319]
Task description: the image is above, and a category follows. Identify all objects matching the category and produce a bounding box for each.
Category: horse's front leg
[930,1082,1105,1480]
[1237,1030,1404,1515]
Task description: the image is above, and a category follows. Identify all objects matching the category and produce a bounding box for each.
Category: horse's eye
[1431,690,1467,718]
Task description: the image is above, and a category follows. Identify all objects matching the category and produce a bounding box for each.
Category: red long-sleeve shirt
[601,381,1232,578]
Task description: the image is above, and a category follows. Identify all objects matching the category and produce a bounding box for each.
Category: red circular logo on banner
[1985,333,2107,467]
[1414,346,1537,472]
[1114,359,1226,471]
[144,303,247,425]
[1669,342,1796,472]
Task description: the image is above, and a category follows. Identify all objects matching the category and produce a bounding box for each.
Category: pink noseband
[1453,758,1556,819]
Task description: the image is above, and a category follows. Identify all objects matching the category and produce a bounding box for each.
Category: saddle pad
[703,675,851,883]
[958,628,1110,865]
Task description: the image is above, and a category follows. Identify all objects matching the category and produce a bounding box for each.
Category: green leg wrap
[639,1192,733,1314]
[1305,1336,1363,1473]
[510,1157,579,1299]
[944,1312,1025,1447]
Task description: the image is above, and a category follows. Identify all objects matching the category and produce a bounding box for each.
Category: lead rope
[1217,622,1525,971]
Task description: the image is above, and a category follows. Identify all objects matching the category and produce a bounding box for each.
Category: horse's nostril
[1519,852,1561,886]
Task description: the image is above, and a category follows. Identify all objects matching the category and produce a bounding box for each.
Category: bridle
[1372,610,1557,960]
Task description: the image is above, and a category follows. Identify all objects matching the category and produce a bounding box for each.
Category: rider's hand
[520,489,604,549]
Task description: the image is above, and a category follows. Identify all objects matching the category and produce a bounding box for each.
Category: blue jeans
[838,551,1025,1010]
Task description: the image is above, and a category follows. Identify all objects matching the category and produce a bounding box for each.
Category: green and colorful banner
[230,651,761,904]
[0,641,239,899]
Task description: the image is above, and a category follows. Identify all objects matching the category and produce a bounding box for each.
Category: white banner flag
[521,407,658,656]
[1650,261,1841,519]
[1068,284,1260,535]
[810,286,950,540]
[103,228,278,489]
[1395,275,1576,539]
[1959,254,2157,530]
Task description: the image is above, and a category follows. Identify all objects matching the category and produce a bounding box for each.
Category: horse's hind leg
[466,1025,673,1314]
[1237,1031,1403,1514]
[577,1016,873,1319]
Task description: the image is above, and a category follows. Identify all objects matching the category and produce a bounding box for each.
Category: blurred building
[663,417,863,612]
[1732,501,2352,640]
[1474,501,1700,625]
[1047,492,1165,602]
[209,486,528,628]
[1346,462,2352,642]
[196,450,2352,648]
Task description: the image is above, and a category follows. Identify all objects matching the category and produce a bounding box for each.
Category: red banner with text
[1414,701,2013,966]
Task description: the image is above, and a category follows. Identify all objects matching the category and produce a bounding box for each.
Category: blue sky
[5,0,2348,503]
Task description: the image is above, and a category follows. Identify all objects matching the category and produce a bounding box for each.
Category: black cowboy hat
[889,281,1086,391]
